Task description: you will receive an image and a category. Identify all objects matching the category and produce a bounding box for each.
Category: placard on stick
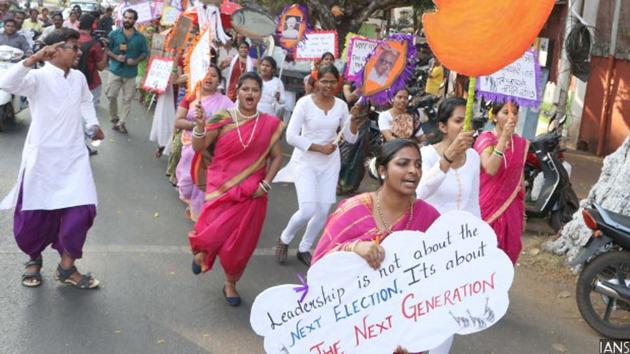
[250,211,514,353]
[296,30,338,61]
[142,56,175,94]
[166,15,193,50]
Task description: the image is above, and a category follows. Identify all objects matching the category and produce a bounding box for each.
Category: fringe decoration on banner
[352,33,416,107]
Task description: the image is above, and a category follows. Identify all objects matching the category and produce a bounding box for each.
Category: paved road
[0,97,601,354]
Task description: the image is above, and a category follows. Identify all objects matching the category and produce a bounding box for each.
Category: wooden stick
[463,77,477,131]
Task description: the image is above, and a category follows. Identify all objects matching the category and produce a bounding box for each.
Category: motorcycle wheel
[576,250,630,339]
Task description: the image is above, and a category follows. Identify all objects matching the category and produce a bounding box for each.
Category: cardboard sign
[362,39,407,96]
[296,31,338,61]
[185,29,212,93]
[142,56,174,94]
[477,50,541,108]
[276,4,308,50]
[166,14,193,50]
[250,211,514,353]
[345,35,379,80]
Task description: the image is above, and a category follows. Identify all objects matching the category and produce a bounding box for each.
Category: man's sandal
[53,264,100,289]
[22,258,43,287]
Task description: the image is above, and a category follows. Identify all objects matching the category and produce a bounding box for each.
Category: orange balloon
[423,0,554,76]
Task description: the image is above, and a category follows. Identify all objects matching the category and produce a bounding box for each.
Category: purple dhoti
[13,184,96,260]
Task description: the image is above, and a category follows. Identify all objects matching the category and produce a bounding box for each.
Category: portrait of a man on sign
[368,45,399,86]
[362,40,407,96]
[282,15,301,40]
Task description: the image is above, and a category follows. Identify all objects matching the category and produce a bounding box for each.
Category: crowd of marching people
[0,6,531,353]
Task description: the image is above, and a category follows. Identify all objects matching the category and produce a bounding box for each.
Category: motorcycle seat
[596,205,630,234]
[607,210,630,233]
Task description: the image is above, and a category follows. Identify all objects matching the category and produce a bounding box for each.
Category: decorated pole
[463,77,476,132]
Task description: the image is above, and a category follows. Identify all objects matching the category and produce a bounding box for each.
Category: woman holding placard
[174,65,234,221]
[188,72,284,306]
[473,101,529,264]
[257,56,286,118]
[275,64,361,267]
[312,139,442,354]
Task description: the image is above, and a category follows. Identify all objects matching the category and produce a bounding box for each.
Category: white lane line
[0,245,297,256]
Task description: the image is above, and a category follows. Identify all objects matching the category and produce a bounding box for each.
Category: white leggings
[280,202,332,253]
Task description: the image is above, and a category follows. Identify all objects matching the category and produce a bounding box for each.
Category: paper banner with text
[250,211,514,354]
[120,0,163,24]
[185,28,212,94]
[476,49,542,108]
[276,4,309,51]
[344,34,379,80]
[353,34,416,106]
[295,31,338,61]
[142,56,174,94]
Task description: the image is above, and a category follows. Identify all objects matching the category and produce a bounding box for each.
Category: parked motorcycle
[0,45,26,132]
[570,204,630,338]
[524,114,579,232]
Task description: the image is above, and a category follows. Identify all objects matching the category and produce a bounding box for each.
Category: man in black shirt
[97,7,113,35]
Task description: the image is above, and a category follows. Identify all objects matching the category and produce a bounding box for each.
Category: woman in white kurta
[275,65,359,267]
[415,96,478,354]
[257,56,286,117]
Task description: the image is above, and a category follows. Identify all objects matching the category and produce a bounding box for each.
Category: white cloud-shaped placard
[250,211,514,353]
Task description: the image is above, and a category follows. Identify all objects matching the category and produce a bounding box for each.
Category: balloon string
[464,77,476,132]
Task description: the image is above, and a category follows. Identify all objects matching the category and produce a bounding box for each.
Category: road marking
[0,245,298,256]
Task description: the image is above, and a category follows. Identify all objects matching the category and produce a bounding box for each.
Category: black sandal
[54,264,100,289]
[22,258,43,287]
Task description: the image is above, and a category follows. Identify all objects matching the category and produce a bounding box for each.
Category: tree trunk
[543,134,630,263]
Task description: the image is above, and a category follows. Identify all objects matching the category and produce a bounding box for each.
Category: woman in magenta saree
[473,101,529,264]
[188,72,284,306]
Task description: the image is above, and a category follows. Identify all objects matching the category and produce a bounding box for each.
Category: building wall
[579,56,630,154]
[538,5,567,83]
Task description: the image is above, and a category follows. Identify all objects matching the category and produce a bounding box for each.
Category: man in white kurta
[0,28,104,289]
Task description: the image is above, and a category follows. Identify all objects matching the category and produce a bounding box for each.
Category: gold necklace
[375,190,414,234]
[231,108,260,149]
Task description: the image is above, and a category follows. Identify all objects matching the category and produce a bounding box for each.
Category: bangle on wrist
[443,152,454,164]
[493,149,504,158]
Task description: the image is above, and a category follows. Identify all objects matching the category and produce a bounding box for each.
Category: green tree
[248,0,436,49]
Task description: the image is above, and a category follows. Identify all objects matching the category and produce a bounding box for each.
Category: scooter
[524,114,579,232]
[570,204,630,339]
[0,45,26,132]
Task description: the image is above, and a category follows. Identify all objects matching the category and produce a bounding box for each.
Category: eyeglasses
[377,58,395,67]
[61,44,80,52]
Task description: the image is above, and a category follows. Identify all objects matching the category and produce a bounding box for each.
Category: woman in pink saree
[174,65,234,221]
[473,101,529,264]
[312,140,439,354]
[188,72,284,306]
